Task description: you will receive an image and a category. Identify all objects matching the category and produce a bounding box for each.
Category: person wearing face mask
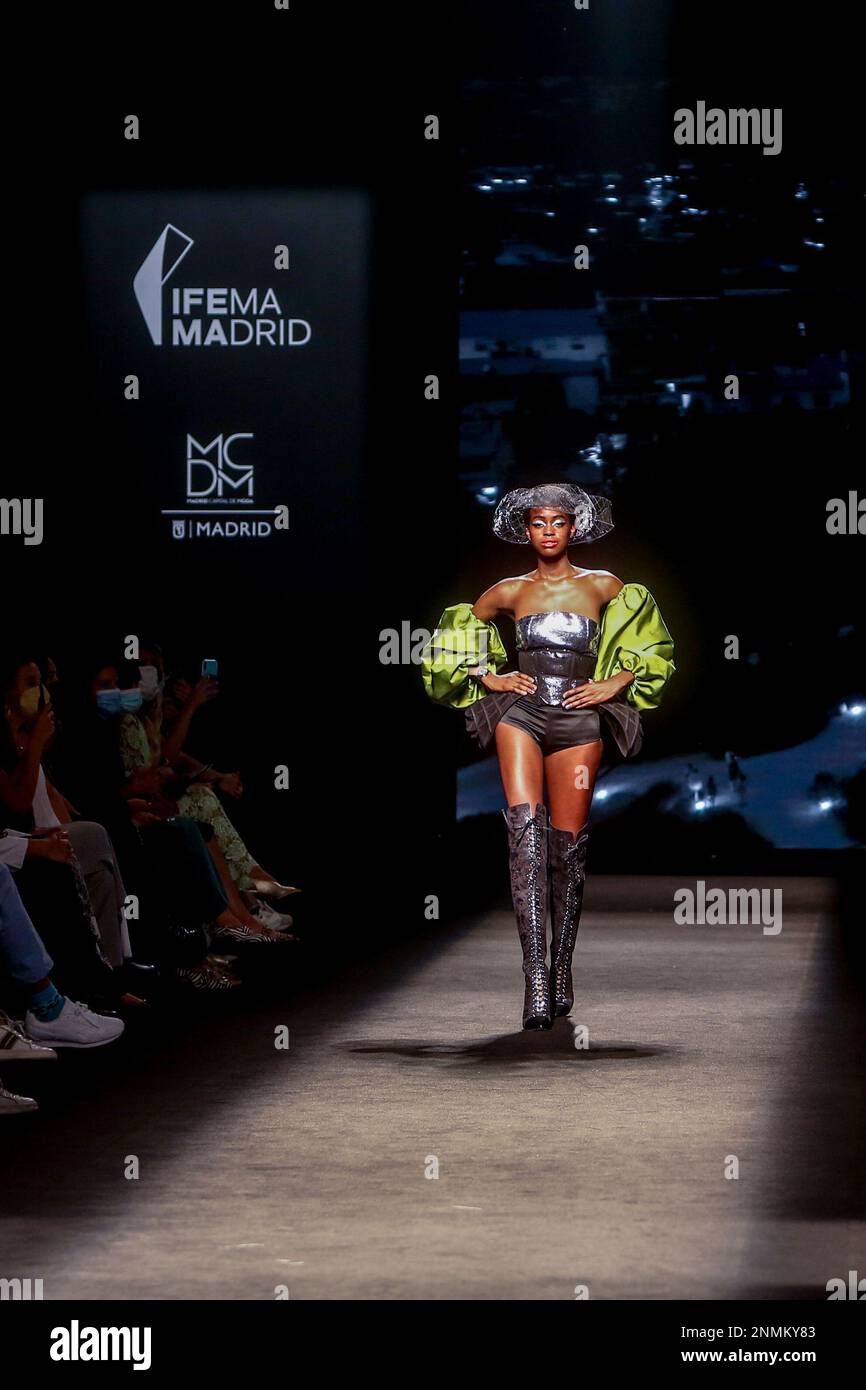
[94,685,146,719]
[112,651,296,943]
[0,658,75,831]
[95,686,122,718]
[57,656,289,983]
[0,655,151,1005]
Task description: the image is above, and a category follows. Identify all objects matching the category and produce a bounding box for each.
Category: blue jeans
[0,863,54,987]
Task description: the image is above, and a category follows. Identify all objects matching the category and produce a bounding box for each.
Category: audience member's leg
[138,817,229,927]
[11,859,115,1002]
[63,821,130,969]
[178,785,258,888]
[0,864,53,989]
[204,840,287,939]
[0,865,123,1047]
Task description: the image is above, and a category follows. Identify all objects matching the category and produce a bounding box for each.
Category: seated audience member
[57,654,294,981]
[0,654,152,1005]
[94,655,294,943]
[0,862,125,1051]
[146,640,299,932]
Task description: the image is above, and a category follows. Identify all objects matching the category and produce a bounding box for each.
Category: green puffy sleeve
[593,583,675,710]
[421,602,508,709]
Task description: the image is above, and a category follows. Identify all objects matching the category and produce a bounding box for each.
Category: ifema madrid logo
[133,224,312,347]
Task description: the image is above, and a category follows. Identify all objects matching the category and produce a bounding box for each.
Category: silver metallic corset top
[515,611,599,706]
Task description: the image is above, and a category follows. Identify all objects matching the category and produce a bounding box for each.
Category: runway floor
[1,876,863,1300]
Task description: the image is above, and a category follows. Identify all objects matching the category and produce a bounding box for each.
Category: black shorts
[498,695,602,756]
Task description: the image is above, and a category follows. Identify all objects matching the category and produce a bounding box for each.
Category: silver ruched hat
[492,482,614,545]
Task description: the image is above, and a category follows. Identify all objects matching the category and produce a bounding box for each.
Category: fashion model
[421,483,675,1030]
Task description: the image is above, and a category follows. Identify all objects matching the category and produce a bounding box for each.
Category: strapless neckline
[516,610,598,628]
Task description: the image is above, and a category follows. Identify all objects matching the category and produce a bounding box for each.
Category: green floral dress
[118,714,257,890]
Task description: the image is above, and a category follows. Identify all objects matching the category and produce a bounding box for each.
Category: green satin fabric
[420,603,509,709]
[592,582,675,710]
[420,583,675,712]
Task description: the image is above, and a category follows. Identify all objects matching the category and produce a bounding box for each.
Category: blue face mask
[119,688,144,714]
[96,689,123,718]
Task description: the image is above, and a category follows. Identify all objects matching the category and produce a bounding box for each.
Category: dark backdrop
[6,11,456,944]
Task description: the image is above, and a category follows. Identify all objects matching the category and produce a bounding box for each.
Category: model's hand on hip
[481,671,537,695]
[562,677,622,708]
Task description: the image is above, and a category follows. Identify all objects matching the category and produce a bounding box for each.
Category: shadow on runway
[341,1023,670,1068]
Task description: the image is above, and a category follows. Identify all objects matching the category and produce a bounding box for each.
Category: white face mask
[138,665,164,702]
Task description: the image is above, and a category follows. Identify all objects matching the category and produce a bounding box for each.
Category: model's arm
[470,580,511,624]
[596,573,634,694]
[586,579,676,709]
[563,572,634,708]
[421,588,512,707]
[470,581,536,696]
[596,572,623,603]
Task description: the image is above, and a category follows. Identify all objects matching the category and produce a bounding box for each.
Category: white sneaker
[0,1014,57,1061]
[0,1078,38,1114]
[25,999,125,1049]
[252,902,295,932]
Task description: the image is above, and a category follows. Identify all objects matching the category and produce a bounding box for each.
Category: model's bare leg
[494,720,544,808]
[545,738,602,835]
[544,738,603,1017]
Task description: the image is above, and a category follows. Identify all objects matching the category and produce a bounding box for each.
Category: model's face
[525,508,575,557]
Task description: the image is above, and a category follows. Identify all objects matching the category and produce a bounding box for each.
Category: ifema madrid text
[169,288,311,347]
